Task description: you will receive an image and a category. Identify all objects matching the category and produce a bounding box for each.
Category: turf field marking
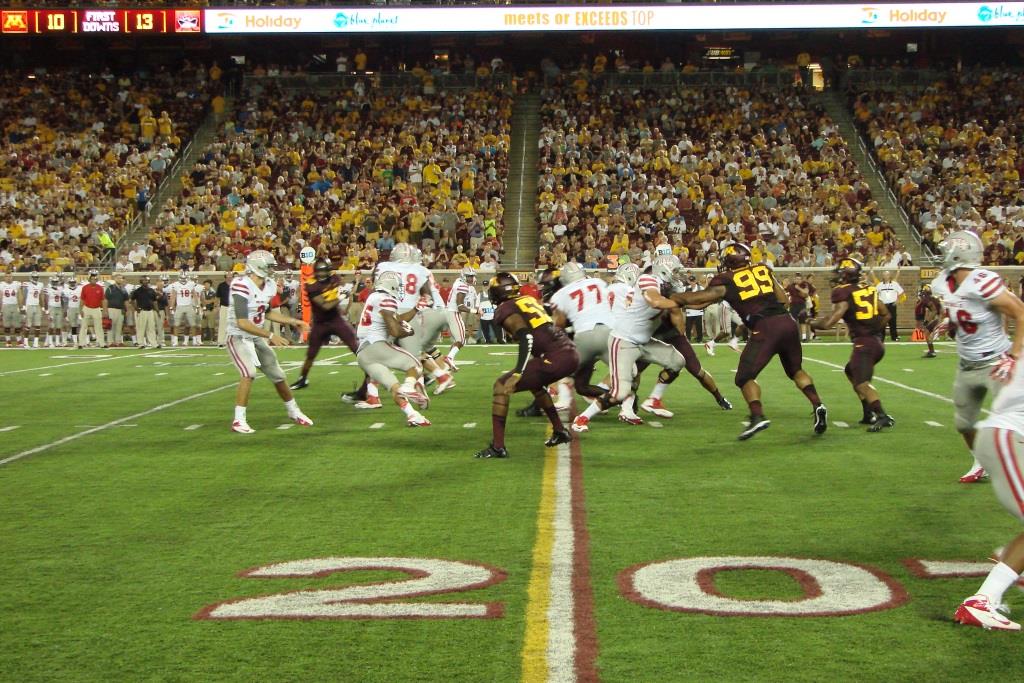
[38,373,51,377]
[804,356,962,407]
[0,382,236,467]
[97,372,109,377]
[648,421,663,428]
[925,421,944,427]
[833,421,850,428]
[276,424,295,430]
[155,372,168,376]
[903,368,914,373]
[0,351,150,377]
[369,423,385,429]
[214,372,224,376]
[184,424,203,431]
[463,422,477,429]
[329,371,339,375]
[0,426,20,432]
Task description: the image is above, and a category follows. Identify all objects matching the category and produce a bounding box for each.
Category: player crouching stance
[811,258,894,431]
[954,353,1024,630]
[226,250,313,434]
[290,259,359,391]
[355,271,431,427]
[475,272,578,459]
[672,243,827,440]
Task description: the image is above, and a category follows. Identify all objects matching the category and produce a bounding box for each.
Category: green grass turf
[1,341,1024,681]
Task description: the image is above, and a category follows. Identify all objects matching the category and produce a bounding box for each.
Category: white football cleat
[407,412,432,427]
[434,375,456,395]
[354,396,383,410]
[618,413,644,426]
[641,397,674,418]
[290,412,314,427]
[231,420,255,434]
[401,386,430,410]
[704,341,716,356]
[728,337,740,353]
[955,595,1021,631]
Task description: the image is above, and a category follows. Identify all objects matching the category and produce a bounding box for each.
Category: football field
[2,341,1024,681]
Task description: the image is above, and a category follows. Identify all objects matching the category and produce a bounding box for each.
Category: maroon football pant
[735,314,803,386]
[845,335,885,385]
[305,317,358,360]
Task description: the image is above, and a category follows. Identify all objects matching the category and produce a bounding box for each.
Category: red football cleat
[955,595,1021,631]
[959,465,988,484]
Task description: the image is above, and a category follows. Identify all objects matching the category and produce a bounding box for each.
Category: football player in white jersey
[953,349,1024,630]
[22,273,44,348]
[169,271,201,346]
[355,270,431,426]
[931,231,1024,483]
[572,256,687,433]
[1,271,23,347]
[443,266,478,372]
[65,276,83,343]
[225,250,313,434]
[45,276,65,347]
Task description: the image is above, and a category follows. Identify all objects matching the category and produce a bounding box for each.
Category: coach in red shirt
[78,270,108,349]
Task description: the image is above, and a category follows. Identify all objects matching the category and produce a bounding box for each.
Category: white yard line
[0,426,20,432]
[369,422,385,430]
[0,383,236,467]
[0,351,151,377]
[833,421,850,428]
[804,356,962,407]
[925,421,945,427]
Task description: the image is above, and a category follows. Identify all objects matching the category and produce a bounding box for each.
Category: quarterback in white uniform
[931,231,1024,483]
[443,266,478,371]
[225,250,312,434]
[169,272,202,346]
[355,270,430,426]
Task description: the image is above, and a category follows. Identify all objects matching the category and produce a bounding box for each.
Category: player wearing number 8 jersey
[672,243,827,440]
[811,258,894,431]
[930,231,1024,483]
[474,272,579,459]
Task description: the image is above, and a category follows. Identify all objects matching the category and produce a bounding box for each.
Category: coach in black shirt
[130,276,159,348]
[215,271,234,347]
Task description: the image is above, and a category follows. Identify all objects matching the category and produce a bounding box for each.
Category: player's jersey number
[360,305,373,327]
[515,297,553,328]
[733,265,774,301]
[950,308,978,335]
[851,286,879,320]
[405,274,418,295]
[569,283,603,311]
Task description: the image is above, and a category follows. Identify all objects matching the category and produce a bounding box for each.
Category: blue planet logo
[334,12,348,28]
[978,5,994,22]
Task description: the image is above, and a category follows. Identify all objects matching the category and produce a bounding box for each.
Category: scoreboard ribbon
[1,9,202,35]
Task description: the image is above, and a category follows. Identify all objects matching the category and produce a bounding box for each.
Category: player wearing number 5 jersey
[930,231,1024,483]
[474,272,579,459]
[811,258,894,432]
[672,243,827,440]
[225,250,313,434]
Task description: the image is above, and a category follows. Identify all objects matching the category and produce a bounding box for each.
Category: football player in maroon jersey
[291,259,359,391]
[915,283,943,358]
[474,272,579,459]
[811,258,894,431]
[671,243,827,440]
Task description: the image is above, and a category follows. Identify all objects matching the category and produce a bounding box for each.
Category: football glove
[991,352,1017,384]
[322,288,339,302]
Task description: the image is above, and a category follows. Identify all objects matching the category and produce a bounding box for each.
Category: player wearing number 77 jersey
[810,257,894,432]
[474,272,579,459]
[930,231,1024,483]
[671,243,827,440]
[225,250,313,434]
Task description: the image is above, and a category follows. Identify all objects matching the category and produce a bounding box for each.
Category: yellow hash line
[521,439,558,682]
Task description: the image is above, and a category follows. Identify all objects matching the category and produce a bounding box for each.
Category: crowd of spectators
[140,79,510,272]
[0,64,218,273]
[854,69,1024,266]
[536,72,912,270]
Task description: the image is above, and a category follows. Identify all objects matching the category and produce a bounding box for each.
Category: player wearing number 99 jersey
[930,230,1024,483]
[474,272,580,459]
[673,243,827,440]
[811,258,894,432]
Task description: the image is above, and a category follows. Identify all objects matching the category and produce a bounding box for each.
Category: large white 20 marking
[196,557,506,620]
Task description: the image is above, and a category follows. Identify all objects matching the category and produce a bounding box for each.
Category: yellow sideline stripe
[521,439,559,682]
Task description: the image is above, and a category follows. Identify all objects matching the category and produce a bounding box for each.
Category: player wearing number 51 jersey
[672,243,827,440]
[930,231,1024,483]
[474,272,579,459]
[811,258,894,432]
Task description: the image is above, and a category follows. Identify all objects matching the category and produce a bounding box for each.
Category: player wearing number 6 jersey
[226,250,313,434]
[672,243,826,440]
[811,258,894,432]
[930,231,1024,483]
[474,272,579,459]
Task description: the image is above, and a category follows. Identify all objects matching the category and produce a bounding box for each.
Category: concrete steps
[502,92,541,271]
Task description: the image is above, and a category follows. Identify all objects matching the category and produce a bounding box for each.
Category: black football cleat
[516,402,543,418]
[544,429,572,447]
[718,396,733,410]
[738,415,771,441]
[290,377,309,391]
[813,404,828,434]
[859,414,877,425]
[474,444,509,459]
[924,350,937,358]
[867,414,895,433]
[340,389,365,404]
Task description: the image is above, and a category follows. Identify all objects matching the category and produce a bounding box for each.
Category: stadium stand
[0,65,215,272]
[536,73,913,270]
[852,69,1024,266]
[142,80,510,271]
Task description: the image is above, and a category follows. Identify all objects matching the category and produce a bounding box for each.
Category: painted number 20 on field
[196,555,993,620]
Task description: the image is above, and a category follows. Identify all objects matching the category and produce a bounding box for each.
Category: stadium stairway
[502,91,541,271]
[114,99,233,258]
[819,90,931,264]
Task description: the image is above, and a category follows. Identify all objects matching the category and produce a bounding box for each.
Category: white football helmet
[614,263,641,286]
[375,270,403,297]
[461,266,476,282]
[390,243,414,264]
[559,261,586,286]
[411,246,424,265]
[939,230,983,272]
[651,254,683,283]
[246,250,277,279]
